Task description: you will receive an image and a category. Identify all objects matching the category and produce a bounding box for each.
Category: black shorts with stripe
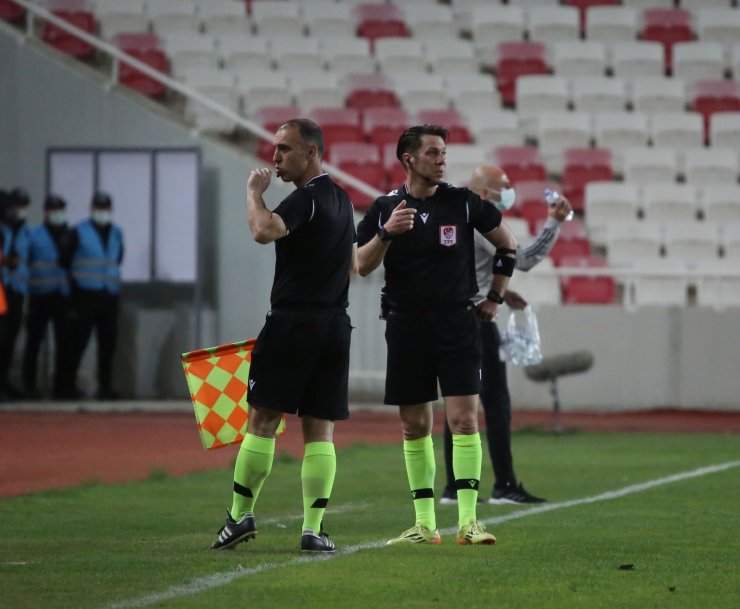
[247,307,352,421]
[383,303,481,406]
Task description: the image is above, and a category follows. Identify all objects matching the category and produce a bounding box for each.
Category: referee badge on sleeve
[439,224,457,247]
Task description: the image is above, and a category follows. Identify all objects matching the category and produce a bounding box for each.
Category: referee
[357,125,518,546]
[212,119,357,554]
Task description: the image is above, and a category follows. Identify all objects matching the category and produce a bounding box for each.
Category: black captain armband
[493,248,517,277]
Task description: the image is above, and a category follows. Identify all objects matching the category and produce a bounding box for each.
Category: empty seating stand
[639,8,694,74]
[114,33,170,98]
[330,141,385,210]
[559,255,616,305]
[689,81,740,143]
[0,0,25,23]
[561,148,613,213]
[42,0,97,59]
[496,41,547,107]
[355,3,409,48]
[253,105,302,162]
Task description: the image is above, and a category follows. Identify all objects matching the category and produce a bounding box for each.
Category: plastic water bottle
[544,188,574,221]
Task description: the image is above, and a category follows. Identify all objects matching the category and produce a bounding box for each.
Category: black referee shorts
[383,303,481,406]
[247,307,352,421]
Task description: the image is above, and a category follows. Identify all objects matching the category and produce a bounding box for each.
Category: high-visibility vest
[71,220,123,293]
[1,223,30,295]
[27,224,70,297]
[0,247,7,315]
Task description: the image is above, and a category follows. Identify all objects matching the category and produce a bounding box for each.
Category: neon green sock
[452,433,482,528]
[301,441,336,534]
[229,433,275,520]
[403,435,436,531]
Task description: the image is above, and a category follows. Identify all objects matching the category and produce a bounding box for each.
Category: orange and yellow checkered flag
[181,339,285,451]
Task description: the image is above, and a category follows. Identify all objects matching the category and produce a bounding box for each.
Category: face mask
[47,211,67,226]
[91,210,112,225]
[484,187,517,211]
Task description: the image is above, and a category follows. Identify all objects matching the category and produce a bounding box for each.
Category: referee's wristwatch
[377,227,393,242]
[486,289,505,304]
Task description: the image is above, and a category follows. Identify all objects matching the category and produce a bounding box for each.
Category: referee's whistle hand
[386,199,416,235]
[247,167,272,194]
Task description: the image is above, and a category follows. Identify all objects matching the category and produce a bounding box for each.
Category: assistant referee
[356,124,518,546]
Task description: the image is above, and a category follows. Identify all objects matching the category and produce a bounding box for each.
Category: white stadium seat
[622,147,679,185]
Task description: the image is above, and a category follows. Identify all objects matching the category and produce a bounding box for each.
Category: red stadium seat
[0,0,25,23]
[307,107,364,160]
[548,238,592,267]
[330,142,384,210]
[559,255,615,304]
[535,217,588,240]
[382,143,406,190]
[492,146,547,184]
[355,3,409,47]
[640,9,694,74]
[113,33,161,52]
[42,0,97,59]
[495,41,547,107]
[253,106,302,162]
[363,107,411,146]
[114,32,170,98]
[689,81,740,144]
[416,109,472,144]
[563,0,619,36]
[343,73,399,112]
[561,147,613,213]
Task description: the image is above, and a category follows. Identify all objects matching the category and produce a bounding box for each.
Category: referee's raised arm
[357,199,415,276]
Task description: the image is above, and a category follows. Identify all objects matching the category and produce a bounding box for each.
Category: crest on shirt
[439,224,457,247]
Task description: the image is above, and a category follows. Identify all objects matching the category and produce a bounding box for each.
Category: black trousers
[68,290,119,394]
[0,289,25,391]
[22,293,71,394]
[444,320,516,491]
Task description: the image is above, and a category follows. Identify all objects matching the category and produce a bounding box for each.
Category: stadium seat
[252,105,302,162]
[559,255,616,305]
[663,223,721,265]
[425,39,478,75]
[650,111,704,149]
[536,111,592,172]
[374,37,427,76]
[98,13,150,41]
[622,147,679,184]
[250,0,303,37]
[682,148,739,185]
[631,273,689,308]
[629,77,687,116]
[467,110,524,148]
[471,6,526,68]
[393,73,451,113]
[516,76,570,138]
[114,33,170,98]
[270,36,323,73]
[404,3,458,40]
[570,76,628,112]
[415,109,472,144]
[496,41,548,107]
[363,106,411,146]
[526,5,580,46]
[219,36,272,73]
[640,183,700,224]
[382,143,405,189]
[203,14,252,38]
[198,1,246,20]
[688,81,740,142]
[700,184,740,224]
[506,258,562,306]
[695,8,740,46]
[237,71,290,114]
[503,216,533,242]
[171,50,220,78]
[42,0,97,59]
[288,72,343,111]
[709,112,740,149]
[548,237,592,267]
[355,3,409,46]
[609,41,665,79]
[681,0,737,7]
[329,142,384,210]
[561,147,613,212]
[606,221,663,268]
[303,1,355,39]
[672,42,726,82]
[584,181,640,246]
[696,262,740,310]
[176,67,233,90]
[0,0,25,23]
[640,8,694,74]
[444,144,488,186]
[320,37,375,76]
[492,147,547,184]
[592,111,650,152]
[150,13,201,39]
[444,73,500,116]
[585,6,638,43]
[343,72,398,112]
[306,107,364,159]
[158,32,215,57]
[515,180,563,233]
[146,0,197,17]
[185,87,240,134]
[563,0,620,37]
[551,41,608,78]
[622,0,673,8]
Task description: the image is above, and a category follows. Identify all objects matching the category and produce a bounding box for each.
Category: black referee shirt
[270,173,356,309]
[357,182,502,309]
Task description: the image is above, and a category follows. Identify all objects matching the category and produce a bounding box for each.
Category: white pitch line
[100,460,740,609]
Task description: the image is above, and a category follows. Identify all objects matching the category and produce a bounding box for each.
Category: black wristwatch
[377,227,393,242]
[486,289,505,304]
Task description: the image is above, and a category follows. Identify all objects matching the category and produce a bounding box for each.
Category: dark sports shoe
[488,482,546,505]
[301,530,336,553]
[438,487,457,505]
[212,510,257,550]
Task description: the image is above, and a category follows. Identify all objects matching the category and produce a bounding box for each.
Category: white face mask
[47,211,67,226]
[484,186,517,211]
[91,210,112,225]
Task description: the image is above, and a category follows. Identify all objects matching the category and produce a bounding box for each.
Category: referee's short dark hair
[396,124,449,163]
[279,118,324,158]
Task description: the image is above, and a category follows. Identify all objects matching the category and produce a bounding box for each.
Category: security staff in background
[22,194,73,400]
[440,166,573,505]
[0,187,31,400]
[62,192,124,401]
